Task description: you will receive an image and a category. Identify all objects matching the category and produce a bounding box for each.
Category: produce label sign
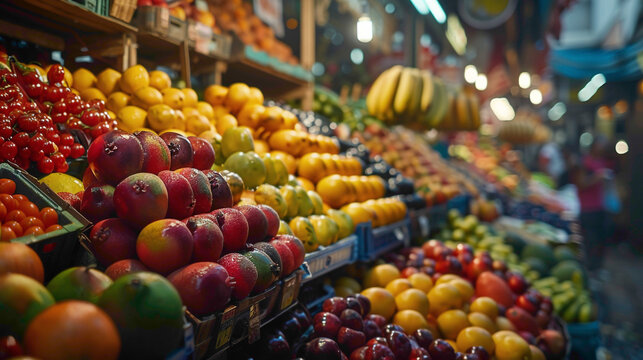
[254,0,284,37]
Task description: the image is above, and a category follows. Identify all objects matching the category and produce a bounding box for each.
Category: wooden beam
[300,0,315,111]
[180,40,191,88]
[0,19,65,50]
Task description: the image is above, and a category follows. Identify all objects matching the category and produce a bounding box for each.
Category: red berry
[60,133,74,146]
[51,111,68,124]
[26,83,43,98]
[43,141,56,155]
[47,65,66,84]
[46,132,61,145]
[81,110,100,127]
[29,135,46,151]
[12,132,29,147]
[66,98,82,115]
[18,147,31,159]
[59,145,71,157]
[30,149,45,162]
[51,152,66,167]
[0,101,8,114]
[55,160,69,173]
[37,156,55,174]
[0,125,12,138]
[0,141,18,160]
[70,143,85,158]
[17,114,38,132]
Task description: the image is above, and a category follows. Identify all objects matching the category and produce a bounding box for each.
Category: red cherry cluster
[0,64,85,174]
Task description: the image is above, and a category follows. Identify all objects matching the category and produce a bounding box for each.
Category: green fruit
[224,151,266,189]
[280,185,299,218]
[0,273,54,339]
[524,257,548,276]
[221,127,254,158]
[295,186,314,217]
[310,215,339,246]
[554,246,578,262]
[98,272,184,359]
[551,260,584,283]
[255,184,288,219]
[326,209,354,239]
[244,249,279,292]
[261,154,279,186]
[289,216,318,252]
[521,243,556,268]
[307,191,324,215]
[272,158,289,186]
[46,267,113,304]
[278,220,293,235]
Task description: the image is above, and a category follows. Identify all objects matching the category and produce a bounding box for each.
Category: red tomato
[1,225,16,241]
[23,226,44,236]
[4,221,23,237]
[20,217,44,231]
[12,194,27,202]
[40,207,58,227]
[18,201,40,217]
[0,179,16,194]
[5,209,26,223]
[45,224,63,233]
[0,202,6,221]
[0,194,18,212]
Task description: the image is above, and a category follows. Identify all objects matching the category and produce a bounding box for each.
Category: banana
[577,301,594,323]
[366,69,386,118]
[552,291,576,313]
[454,92,470,130]
[393,67,417,116]
[562,296,584,322]
[422,79,445,129]
[403,69,423,120]
[376,65,403,120]
[419,70,435,113]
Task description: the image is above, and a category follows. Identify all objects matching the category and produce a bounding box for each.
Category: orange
[181,88,198,108]
[24,301,121,360]
[204,84,228,106]
[437,309,470,339]
[340,203,372,226]
[393,310,429,334]
[317,176,350,209]
[385,278,413,296]
[456,326,494,354]
[225,83,251,114]
[149,70,171,91]
[363,264,400,288]
[428,283,462,315]
[470,297,499,319]
[361,287,396,320]
[196,101,215,120]
[495,316,516,331]
[395,289,430,316]
[467,312,497,334]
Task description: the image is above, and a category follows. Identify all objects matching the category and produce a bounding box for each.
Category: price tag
[394,228,405,241]
[248,303,261,344]
[418,215,430,237]
[280,276,297,310]
[215,307,235,349]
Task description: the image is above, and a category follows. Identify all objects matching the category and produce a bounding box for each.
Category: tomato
[24,226,44,236]
[30,149,45,162]
[5,209,26,223]
[47,65,65,84]
[12,194,28,202]
[46,132,60,145]
[0,179,16,194]
[70,143,85,159]
[4,220,23,236]
[37,156,55,174]
[0,202,6,221]
[51,152,65,167]
[0,194,19,211]
[0,125,12,138]
[66,98,82,115]
[51,111,68,124]
[29,135,45,151]
[25,82,43,98]
[46,224,63,233]
[20,216,45,230]
[81,110,100,127]
[19,201,40,217]
[1,225,16,241]
[58,145,71,157]
[60,133,74,146]
[40,207,58,227]
[11,132,29,147]
[0,141,17,160]
[55,161,69,173]
[17,114,38,132]
[43,141,56,155]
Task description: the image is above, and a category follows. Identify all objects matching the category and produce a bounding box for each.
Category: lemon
[186,114,212,135]
[196,101,215,120]
[149,70,171,90]
[120,65,149,94]
[106,91,130,112]
[204,84,228,106]
[72,68,96,91]
[335,277,361,293]
[159,128,189,136]
[216,114,238,135]
[117,106,147,132]
[131,86,163,110]
[363,264,401,288]
[40,173,84,194]
[225,83,251,114]
[173,109,186,131]
[212,105,229,119]
[147,104,177,132]
[96,68,122,95]
[182,107,200,119]
[248,86,264,105]
[161,88,185,109]
[79,87,106,102]
[395,288,430,316]
[106,110,116,119]
[182,88,198,107]
[237,103,265,128]
[393,310,430,334]
[361,287,396,320]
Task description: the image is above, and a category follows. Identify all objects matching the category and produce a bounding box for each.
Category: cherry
[70,143,85,158]
[47,65,66,84]
[0,141,18,160]
[37,156,54,174]
[60,133,74,146]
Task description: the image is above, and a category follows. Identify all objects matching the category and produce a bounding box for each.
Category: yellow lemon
[106,92,130,112]
[119,65,149,94]
[395,288,430,316]
[437,309,470,339]
[237,103,266,128]
[470,297,499,320]
[96,68,121,95]
[72,68,96,91]
[340,203,372,226]
[173,110,186,131]
[225,82,251,114]
[457,327,494,354]
[428,283,462,316]
[467,312,497,334]
[254,139,270,155]
[363,264,400,288]
[116,106,147,132]
[212,105,230,119]
[408,273,434,293]
[182,107,200,119]
[161,88,185,109]
[205,84,228,106]
[216,114,238,135]
[106,110,116,119]
[386,278,413,297]
[198,129,220,143]
[393,310,429,334]
[435,274,464,285]
[131,86,163,110]
[248,86,264,105]
[270,151,296,174]
[449,278,474,302]
[149,70,171,90]
[335,277,361,294]
[79,87,106,102]
[196,101,215,120]
[147,104,177,132]
[182,88,198,107]
[495,316,516,331]
[361,287,396,320]
[186,114,213,135]
[40,173,84,194]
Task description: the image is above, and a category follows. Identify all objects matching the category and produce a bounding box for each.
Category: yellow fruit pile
[267,130,339,157]
[359,267,545,360]
[316,175,386,209]
[339,198,406,228]
[297,153,363,184]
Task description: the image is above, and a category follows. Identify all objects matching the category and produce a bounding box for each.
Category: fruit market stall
[0,1,615,360]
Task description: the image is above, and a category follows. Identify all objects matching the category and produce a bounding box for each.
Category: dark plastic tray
[302,234,357,283]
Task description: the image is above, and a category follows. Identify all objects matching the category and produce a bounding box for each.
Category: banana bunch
[366,66,479,131]
[532,277,597,323]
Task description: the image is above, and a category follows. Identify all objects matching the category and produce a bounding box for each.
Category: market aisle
[593,242,643,359]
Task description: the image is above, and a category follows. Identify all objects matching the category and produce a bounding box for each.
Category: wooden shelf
[1,0,136,35]
[223,58,309,97]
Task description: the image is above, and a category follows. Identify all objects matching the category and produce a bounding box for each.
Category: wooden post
[180,40,191,88]
[300,0,315,111]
